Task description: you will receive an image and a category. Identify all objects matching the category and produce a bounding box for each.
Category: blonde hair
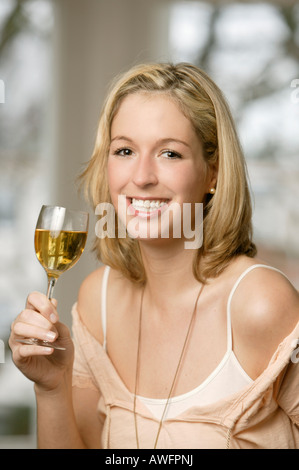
[80,62,256,283]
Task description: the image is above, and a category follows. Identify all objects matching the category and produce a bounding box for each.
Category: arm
[35,269,106,449]
[9,293,87,448]
[73,387,104,448]
[230,267,299,380]
[35,382,87,449]
[35,385,103,449]
[70,266,108,448]
[10,267,106,449]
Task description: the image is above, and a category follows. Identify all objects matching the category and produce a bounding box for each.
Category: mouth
[126,197,170,217]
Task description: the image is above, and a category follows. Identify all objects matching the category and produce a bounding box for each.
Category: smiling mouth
[126,197,170,215]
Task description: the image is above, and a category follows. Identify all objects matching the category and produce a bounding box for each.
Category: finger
[10,341,54,364]
[12,321,57,344]
[17,344,54,358]
[26,292,58,324]
[18,309,56,330]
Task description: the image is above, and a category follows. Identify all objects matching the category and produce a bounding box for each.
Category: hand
[9,292,74,393]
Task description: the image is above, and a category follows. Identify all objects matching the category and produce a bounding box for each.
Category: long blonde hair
[80,62,256,283]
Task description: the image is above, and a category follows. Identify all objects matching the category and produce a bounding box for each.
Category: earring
[209,188,216,194]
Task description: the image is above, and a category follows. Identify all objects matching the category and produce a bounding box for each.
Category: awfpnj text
[105,454,193,466]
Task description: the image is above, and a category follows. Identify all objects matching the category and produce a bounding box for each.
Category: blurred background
[0,0,298,448]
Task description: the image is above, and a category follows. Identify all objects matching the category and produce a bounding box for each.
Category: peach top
[72,265,299,449]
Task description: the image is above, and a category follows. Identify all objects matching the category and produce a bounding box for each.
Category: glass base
[15,338,66,351]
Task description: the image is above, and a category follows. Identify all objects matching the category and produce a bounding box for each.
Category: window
[169,2,299,284]
[0,0,53,447]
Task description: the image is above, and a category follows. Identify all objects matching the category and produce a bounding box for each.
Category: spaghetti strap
[101,265,110,351]
[226,264,289,352]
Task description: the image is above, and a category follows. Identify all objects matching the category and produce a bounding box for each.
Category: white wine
[35,229,87,278]
[15,207,89,351]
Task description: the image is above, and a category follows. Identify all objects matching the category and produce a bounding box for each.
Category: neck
[139,240,202,316]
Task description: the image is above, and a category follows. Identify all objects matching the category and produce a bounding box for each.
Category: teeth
[131,198,168,211]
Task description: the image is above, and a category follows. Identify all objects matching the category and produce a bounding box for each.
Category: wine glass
[17,205,89,350]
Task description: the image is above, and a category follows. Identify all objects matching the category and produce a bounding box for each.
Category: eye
[114,147,133,157]
[161,150,182,159]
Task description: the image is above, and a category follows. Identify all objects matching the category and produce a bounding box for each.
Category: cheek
[107,160,114,190]
[107,159,124,197]
[176,167,207,201]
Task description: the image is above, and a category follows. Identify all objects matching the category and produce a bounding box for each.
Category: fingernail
[46,331,56,341]
[50,313,57,323]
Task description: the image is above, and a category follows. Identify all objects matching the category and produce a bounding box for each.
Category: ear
[206,162,218,193]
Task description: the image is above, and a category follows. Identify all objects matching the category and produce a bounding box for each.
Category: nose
[132,154,158,188]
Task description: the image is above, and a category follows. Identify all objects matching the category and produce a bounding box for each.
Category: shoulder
[76,265,134,344]
[229,257,299,377]
[76,265,107,343]
[231,258,299,332]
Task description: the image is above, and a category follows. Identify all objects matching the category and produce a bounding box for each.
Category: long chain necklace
[133,283,204,449]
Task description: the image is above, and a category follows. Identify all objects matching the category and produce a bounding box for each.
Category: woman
[9,63,299,449]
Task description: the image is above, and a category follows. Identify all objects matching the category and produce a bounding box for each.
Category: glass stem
[47,277,57,300]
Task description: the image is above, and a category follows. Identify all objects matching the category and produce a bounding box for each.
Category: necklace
[133,283,204,449]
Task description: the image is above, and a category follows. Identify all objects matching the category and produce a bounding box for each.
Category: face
[107,92,216,244]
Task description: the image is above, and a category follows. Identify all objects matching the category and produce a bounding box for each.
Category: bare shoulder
[76,265,107,343]
[229,256,299,377]
[231,258,299,333]
[77,265,133,344]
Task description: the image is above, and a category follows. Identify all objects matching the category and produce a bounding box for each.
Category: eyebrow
[110,136,191,149]
[110,136,134,143]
